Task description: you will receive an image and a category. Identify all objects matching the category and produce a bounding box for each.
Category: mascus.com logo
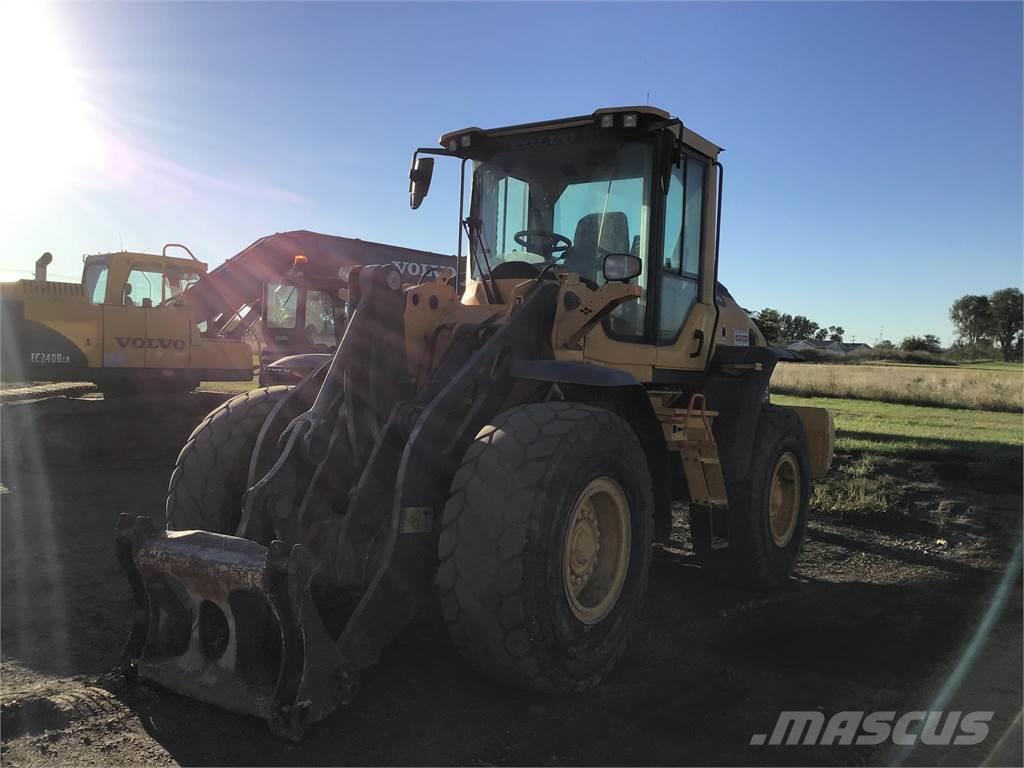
[750,710,993,746]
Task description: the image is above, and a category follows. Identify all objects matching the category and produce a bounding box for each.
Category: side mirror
[602,253,642,282]
[409,157,434,210]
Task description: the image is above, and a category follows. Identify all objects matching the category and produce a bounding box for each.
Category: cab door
[101,305,147,369]
[101,262,159,369]
[653,152,716,372]
[575,148,717,377]
[145,268,197,369]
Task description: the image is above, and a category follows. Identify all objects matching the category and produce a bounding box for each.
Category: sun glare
[0,3,105,218]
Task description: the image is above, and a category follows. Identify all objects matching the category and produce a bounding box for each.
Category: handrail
[686,392,716,447]
[162,243,199,261]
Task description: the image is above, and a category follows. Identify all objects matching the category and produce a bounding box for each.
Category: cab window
[549,146,651,339]
[682,157,705,274]
[124,267,164,307]
[266,282,298,329]
[164,271,201,301]
[494,176,532,257]
[658,155,706,342]
[83,262,108,304]
[304,290,337,346]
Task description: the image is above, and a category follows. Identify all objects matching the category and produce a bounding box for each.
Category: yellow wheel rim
[768,452,801,547]
[562,477,631,625]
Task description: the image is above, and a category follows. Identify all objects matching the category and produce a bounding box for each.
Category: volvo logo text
[115,337,187,351]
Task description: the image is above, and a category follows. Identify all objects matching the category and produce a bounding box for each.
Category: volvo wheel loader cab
[0,244,253,393]
[117,106,835,739]
[258,252,455,386]
[258,255,351,386]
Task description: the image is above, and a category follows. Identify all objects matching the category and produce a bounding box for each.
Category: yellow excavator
[0,245,254,394]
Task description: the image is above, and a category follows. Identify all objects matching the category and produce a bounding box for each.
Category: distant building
[786,339,872,354]
[839,342,872,353]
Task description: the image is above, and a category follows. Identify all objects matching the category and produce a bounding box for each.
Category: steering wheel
[513,230,572,260]
[157,293,184,308]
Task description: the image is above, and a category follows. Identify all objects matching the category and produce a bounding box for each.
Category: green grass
[774,394,1022,449]
[774,394,1023,521]
[860,360,1022,372]
[956,360,1024,371]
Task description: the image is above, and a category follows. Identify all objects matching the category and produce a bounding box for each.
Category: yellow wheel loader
[0,245,253,394]
[116,106,835,739]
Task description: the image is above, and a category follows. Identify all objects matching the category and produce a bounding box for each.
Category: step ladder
[659,393,730,550]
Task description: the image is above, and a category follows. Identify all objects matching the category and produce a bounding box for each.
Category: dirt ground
[1,392,1021,766]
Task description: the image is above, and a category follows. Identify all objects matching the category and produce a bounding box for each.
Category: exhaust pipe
[34,252,52,281]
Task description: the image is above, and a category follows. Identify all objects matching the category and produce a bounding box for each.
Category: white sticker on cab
[734,329,750,346]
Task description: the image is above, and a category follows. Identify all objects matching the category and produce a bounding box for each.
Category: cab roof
[439,106,722,160]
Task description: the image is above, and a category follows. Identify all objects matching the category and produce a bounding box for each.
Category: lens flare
[0,3,105,218]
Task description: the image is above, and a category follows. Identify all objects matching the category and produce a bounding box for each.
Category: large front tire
[436,402,654,693]
[690,405,811,589]
[165,386,291,533]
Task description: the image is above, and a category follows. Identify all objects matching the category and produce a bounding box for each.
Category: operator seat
[562,212,630,284]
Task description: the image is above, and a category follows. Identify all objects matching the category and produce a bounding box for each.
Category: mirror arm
[411,147,458,161]
[654,119,683,195]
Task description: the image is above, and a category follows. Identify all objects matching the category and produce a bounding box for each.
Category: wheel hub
[768,452,800,547]
[562,477,631,625]
[567,506,599,587]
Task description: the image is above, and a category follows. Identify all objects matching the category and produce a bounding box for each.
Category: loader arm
[117,266,558,739]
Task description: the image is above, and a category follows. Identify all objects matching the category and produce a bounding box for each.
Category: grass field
[954,360,1024,371]
[199,378,258,395]
[774,393,1023,525]
[772,361,1023,412]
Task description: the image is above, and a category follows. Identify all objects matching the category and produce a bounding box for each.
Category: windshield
[470,138,652,284]
[82,260,108,304]
[469,136,652,336]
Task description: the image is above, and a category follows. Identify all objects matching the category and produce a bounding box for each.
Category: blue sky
[3,1,1021,345]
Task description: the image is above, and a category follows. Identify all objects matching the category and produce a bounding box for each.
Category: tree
[949,295,994,354]
[989,288,1023,362]
[901,334,942,354]
[778,313,794,342]
[751,308,784,344]
[876,339,895,350]
[753,307,847,345]
[782,315,819,342]
[922,334,943,353]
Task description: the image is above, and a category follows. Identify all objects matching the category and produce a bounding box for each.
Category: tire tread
[437,402,651,692]
[165,386,289,531]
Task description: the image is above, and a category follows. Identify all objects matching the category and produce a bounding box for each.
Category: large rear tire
[436,402,654,693]
[165,386,291,533]
[690,405,811,589]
